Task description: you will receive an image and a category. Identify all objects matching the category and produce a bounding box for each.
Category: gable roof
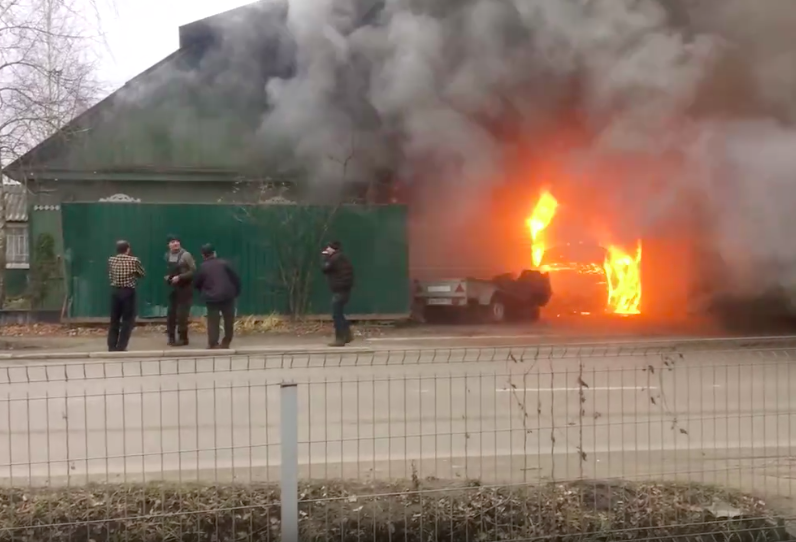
[3,46,196,181]
[3,0,387,184]
[3,0,295,182]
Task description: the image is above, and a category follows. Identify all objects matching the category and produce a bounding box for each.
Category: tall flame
[525,189,643,315]
[604,242,642,315]
[526,191,558,267]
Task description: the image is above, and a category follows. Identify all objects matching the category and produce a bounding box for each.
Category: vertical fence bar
[280,381,299,542]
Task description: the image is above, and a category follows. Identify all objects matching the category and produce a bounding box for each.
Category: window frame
[5,223,29,269]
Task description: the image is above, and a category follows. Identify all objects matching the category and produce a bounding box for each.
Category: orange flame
[604,242,642,315]
[525,190,642,315]
[525,191,558,267]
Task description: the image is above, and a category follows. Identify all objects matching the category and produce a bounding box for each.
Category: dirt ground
[0,319,395,351]
[0,311,784,353]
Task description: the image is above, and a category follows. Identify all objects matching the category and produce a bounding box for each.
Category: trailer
[414,270,553,323]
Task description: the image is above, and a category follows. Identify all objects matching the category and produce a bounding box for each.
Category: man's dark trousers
[166,287,192,342]
[108,287,136,351]
[206,300,235,347]
[331,292,351,339]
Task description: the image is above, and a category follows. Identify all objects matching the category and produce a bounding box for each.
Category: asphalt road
[0,336,795,502]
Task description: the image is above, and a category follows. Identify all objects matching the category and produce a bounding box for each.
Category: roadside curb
[0,351,89,361]
[0,346,376,361]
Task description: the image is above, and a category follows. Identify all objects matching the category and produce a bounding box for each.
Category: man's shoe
[344,329,353,344]
[328,333,345,347]
[219,341,231,349]
[207,344,219,350]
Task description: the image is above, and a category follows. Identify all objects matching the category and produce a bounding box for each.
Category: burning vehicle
[413,187,644,324]
[537,242,608,316]
[527,190,643,317]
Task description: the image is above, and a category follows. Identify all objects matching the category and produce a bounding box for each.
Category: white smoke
[259,0,796,300]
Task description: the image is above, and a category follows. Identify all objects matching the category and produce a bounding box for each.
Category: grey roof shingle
[3,184,27,222]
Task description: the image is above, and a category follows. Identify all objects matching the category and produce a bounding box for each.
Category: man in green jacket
[164,234,196,346]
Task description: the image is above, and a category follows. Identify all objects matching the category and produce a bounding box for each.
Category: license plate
[427,298,453,306]
[427,285,452,293]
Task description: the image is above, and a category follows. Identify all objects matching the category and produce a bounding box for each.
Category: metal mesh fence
[0,341,794,540]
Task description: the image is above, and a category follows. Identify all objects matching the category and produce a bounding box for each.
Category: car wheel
[487,296,506,323]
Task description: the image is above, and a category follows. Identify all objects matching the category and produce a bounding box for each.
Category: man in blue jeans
[321,241,354,347]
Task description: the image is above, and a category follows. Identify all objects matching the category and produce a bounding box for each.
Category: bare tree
[234,140,359,319]
[0,0,105,305]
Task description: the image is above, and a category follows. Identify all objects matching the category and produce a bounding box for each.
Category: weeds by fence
[0,341,794,540]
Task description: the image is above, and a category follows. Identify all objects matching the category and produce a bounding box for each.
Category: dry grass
[188,314,328,336]
[234,313,286,333]
[0,480,788,541]
[0,323,106,338]
[1,297,30,310]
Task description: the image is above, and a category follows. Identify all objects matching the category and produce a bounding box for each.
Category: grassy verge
[0,480,789,541]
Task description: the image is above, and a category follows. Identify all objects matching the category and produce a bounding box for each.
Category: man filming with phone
[321,240,354,347]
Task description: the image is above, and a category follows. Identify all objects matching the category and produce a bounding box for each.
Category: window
[6,224,29,268]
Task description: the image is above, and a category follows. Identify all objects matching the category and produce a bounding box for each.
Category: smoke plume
[259,0,796,302]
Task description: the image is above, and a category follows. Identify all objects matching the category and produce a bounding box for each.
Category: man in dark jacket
[194,244,241,349]
[321,240,354,347]
[164,235,196,346]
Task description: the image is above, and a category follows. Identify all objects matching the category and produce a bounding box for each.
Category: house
[2,0,393,204]
[0,2,304,311]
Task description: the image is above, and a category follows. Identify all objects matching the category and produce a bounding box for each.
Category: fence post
[280,381,299,541]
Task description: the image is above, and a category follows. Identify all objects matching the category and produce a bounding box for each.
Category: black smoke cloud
[258,0,796,302]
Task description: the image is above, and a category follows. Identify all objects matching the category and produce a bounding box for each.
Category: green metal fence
[61,203,409,319]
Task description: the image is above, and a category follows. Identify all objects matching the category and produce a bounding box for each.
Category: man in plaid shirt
[107,240,145,351]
